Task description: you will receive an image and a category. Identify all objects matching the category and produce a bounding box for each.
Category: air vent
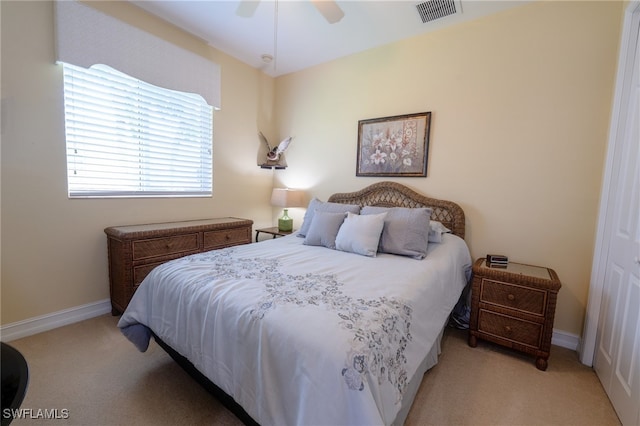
[416,0,460,23]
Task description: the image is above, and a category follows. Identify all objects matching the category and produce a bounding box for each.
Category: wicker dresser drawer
[105,217,253,315]
[133,262,164,286]
[132,233,199,260]
[204,227,251,250]
[468,258,561,371]
[480,279,546,316]
[478,310,542,348]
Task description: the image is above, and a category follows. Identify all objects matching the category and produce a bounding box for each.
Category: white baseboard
[552,329,580,351]
[1,300,582,353]
[0,299,112,342]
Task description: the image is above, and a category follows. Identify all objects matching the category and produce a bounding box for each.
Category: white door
[593,12,640,426]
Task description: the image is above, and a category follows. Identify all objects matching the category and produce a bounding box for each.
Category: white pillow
[335,212,387,257]
[429,221,451,243]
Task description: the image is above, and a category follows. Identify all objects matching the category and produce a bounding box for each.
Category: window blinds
[63,63,213,198]
[54,0,221,109]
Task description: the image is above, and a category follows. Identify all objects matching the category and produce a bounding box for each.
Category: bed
[118,181,471,426]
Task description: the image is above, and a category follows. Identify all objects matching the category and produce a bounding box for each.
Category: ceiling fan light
[310,0,345,24]
[236,0,260,17]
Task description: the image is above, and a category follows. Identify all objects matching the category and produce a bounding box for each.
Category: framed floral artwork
[356,112,431,177]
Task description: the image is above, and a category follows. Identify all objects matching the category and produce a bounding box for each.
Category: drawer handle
[504,326,512,334]
[507,294,515,301]
[165,243,172,249]
[225,234,231,240]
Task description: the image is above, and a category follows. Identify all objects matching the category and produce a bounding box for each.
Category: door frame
[580,0,640,366]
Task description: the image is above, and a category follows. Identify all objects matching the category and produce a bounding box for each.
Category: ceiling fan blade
[236,0,260,18]
[310,0,344,24]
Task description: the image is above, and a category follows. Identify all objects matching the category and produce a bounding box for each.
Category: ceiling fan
[236,0,345,24]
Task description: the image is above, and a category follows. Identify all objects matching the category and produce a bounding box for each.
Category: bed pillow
[361,206,432,259]
[335,212,387,257]
[429,220,452,243]
[303,210,347,249]
[297,198,360,237]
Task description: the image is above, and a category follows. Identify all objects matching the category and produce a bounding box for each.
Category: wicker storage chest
[105,217,253,315]
[468,258,561,370]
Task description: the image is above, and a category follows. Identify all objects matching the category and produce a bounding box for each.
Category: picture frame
[356,112,431,177]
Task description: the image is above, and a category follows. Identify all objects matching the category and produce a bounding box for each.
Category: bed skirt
[151,331,259,426]
[151,322,447,426]
[393,322,444,425]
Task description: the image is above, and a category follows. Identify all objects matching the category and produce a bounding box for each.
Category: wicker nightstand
[468,258,561,370]
[255,227,294,242]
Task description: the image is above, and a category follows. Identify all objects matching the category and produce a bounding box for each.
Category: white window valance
[54,0,221,109]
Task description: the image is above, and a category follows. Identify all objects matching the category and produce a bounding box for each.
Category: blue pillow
[303,210,347,249]
[361,206,432,259]
[298,198,360,237]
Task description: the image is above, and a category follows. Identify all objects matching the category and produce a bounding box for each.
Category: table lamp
[271,188,305,232]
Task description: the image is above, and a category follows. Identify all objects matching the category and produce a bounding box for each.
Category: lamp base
[278,209,293,232]
[278,218,293,232]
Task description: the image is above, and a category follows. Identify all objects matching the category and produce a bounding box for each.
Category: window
[62,63,213,198]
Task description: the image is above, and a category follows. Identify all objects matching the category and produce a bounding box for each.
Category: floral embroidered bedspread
[119,233,471,426]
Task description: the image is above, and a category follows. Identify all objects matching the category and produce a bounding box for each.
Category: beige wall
[0,1,624,339]
[0,1,277,324]
[274,1,623,336]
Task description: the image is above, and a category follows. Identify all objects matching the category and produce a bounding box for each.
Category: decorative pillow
[335,212,387,257]
[303,210,347,249]
[361,206,432,259]
[298,198,360,237]
[429,220,452,243]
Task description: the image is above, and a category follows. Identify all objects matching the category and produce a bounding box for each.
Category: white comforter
[118,233,471,426]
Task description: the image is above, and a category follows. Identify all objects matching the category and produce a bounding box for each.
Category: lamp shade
[270,188,305,208]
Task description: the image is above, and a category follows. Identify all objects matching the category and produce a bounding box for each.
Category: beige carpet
[6,314,620,425]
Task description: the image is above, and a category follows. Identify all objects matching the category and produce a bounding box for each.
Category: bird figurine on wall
[259,132,293,169]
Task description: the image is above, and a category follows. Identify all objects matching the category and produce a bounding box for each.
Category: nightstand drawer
[480,279,546,316]
[478,310,542,348]
[132,233,199,260]
[203,228,250,250]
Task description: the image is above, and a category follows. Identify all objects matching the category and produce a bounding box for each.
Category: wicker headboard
[328,181,465,239]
